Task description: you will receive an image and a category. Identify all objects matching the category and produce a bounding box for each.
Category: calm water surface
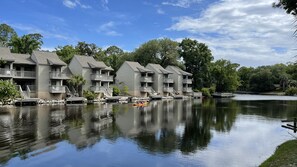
[1,95,297,167]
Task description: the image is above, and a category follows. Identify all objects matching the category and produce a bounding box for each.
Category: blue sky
[0,0,296,67]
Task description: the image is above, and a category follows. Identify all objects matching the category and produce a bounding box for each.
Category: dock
[150,95,162,100]
[212,93,235,98]
[105,96,129,103]
[66,97,87,104]
[14,98,40,106]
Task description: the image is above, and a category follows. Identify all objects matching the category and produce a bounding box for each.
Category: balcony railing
[91,74,113,82]
[183,87,193,93]
[163,78,173,83]
[140,86,152,92]
[0,68,13,78]
[14,71,36,78]
[140,77,153,83]
[183,79,192,84]
[163,87,173,92]
[49,85,66,93]
[50,72,70,79]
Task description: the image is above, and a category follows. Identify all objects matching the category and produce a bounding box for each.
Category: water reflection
[0,97,296,166]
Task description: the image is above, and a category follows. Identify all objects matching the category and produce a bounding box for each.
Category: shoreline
[260,140,297,167]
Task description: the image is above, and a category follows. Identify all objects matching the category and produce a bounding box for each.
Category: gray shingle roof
[146,63,173,74]
[33,51,66,66]
[166,65,192,76]
[125,61,153,73]
[73,55,113,71]
[12,53,35,65]
[0,47,15,62]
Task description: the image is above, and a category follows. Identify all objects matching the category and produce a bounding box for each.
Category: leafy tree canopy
[9,33,43,54]
[0,23,17,47]
[211,59,240,92]
[133,38,180,67]
[179,38,213,89]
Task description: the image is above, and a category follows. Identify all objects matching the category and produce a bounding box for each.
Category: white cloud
[162,0,202,8]
[63,0,77,8]
[62,0,91,9]
[101,0,109,10]
[168,0,297,67]
[97,21,122,36]
[157,8,165,14]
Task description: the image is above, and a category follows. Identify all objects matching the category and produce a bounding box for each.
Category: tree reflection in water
[1,98,297,165]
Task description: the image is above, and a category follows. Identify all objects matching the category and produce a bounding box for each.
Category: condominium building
[68,55,113,98]
[145,63,174,97]
[116,61,154,97]
[166,66,193,96]
[31,51,71,100]
[0,47,71,100]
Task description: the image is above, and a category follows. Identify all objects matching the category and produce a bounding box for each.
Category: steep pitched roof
[73,55,113,70]
[147,63,173,74]
[33,51,66,66]
[0,47,14,62]
[12,53,35,65]
[166,65,192,76]
[125,61,153,73]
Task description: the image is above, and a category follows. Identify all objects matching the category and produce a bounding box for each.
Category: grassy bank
[260,140,297,167]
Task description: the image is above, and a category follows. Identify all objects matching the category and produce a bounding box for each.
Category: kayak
[133,102,148,107]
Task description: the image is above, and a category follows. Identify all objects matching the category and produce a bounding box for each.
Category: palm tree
[67,75,86,96]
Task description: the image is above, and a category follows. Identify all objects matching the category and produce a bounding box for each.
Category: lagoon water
[0,95,297,167]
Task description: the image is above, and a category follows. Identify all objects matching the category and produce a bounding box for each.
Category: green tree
[9,33,43,54]
[75,41,101,57]
[249,69,275,92]
[211,59,240,92]
[104,46,124,72]
[0,23,17,47]
[67,75,86,96]
[133,38,180,67]
[237,66,254,91]
[179,38,213,89]
[55,45,77,64]
[0,80,19,105]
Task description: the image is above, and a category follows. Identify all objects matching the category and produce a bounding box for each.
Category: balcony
[0,68,13,78]
[183,87,193,93]
[163,78,173,83]
[49,85,66,93]
[50,72,70,80]
[14,71,36,79]
[183,79,192,84]
[163,87,173,93]
[140,77,153,83]
[91,74,113,82]
[140,87,152,92]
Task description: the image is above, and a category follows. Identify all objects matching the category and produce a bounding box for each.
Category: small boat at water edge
[133,101,149,107]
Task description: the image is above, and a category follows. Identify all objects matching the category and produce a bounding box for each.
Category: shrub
[285,87,297,96]
[0,80,20,105]
[201,88,211,97]
[113,86,120,96]
[209,85,216,94]
[83,90,97,100]
[121,85,129,95]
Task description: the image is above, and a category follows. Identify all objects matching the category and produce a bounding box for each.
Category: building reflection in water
[0,99,210,164]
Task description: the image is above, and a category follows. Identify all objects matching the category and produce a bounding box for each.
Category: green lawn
[260,140,297,167]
